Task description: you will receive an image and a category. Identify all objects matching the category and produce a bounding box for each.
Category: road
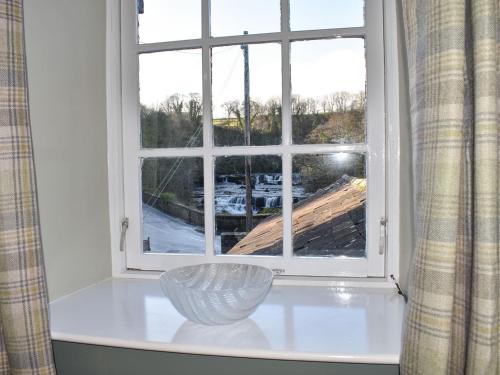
[143,204,221,254]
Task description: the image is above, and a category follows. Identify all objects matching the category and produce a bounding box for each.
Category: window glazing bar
[136,27,366,54]
[138,144,368,159]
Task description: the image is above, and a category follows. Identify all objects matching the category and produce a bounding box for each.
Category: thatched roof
[228,175,366,257]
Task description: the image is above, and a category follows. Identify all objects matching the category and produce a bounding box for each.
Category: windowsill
[49,278,405,364]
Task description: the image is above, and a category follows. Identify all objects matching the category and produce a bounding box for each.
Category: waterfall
[229,196,245,205]
[214,172,304,214]
[265,196,282,208]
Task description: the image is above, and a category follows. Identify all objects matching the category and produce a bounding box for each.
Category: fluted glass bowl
[159,263,273,325]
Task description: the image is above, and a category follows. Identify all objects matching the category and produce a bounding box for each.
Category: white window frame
[107,0,402,279]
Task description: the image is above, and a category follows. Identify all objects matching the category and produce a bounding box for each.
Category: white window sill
[49,278,405,364]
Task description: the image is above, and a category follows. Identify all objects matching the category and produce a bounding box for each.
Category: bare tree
[322,92,353,113]
[305,97,318,114]
[350,91,366,111]
[265,97,282,133]
[162,94,185,114]
[250,100,263,124]
[321,93,335,113]
[292,95,319,115]
[336,91,352,112]
[292,96,308,116]
[222,100,243,128]
[188,93,202,122]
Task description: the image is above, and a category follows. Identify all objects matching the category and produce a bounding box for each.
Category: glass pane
[290,0,364,30]
[291,39,366,145]
[137,0,201,43]
[140,50,203,148]
[292,153,366,257]
[215,155,282,256]
[212,43,282,146]
[211,0,280,36]
[142,157,205,254]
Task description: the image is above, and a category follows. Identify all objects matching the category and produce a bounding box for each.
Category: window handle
[120,217,129,252]
[379,217,387,255]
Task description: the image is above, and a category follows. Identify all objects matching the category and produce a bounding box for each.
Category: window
[120,0,386,276]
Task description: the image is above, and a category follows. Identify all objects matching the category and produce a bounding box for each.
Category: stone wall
[143,192,271,232]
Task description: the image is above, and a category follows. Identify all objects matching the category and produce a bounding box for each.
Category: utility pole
[241,31,253,232]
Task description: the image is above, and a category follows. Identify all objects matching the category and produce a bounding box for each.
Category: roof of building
[228,175,366,257]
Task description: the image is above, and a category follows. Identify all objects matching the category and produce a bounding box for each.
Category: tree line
[141,91,365,148]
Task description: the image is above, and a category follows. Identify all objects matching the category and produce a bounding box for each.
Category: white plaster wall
[24,0,111,300]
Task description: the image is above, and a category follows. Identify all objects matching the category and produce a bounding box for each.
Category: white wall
[24,0,111,300]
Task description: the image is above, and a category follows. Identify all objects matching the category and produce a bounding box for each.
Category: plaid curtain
[0,0,56,374]
[401,0,499,374]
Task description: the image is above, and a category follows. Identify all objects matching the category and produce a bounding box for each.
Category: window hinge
[379,216,387,255]
[120,217,129,252]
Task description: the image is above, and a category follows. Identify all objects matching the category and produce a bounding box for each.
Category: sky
[137,0,365,118]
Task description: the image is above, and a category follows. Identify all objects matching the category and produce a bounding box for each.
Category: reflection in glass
[211,0,280,37]
[142,157,205,254]
[290,0,364,30]
[292,153,366,257]
[215,155,282,256]
[173,319,270,349]
[140,50,203,148]
[212,43,282,146]
[291,39,366,145]
[137,0,201,43]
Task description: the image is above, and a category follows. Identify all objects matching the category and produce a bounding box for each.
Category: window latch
[379,217,387,255]
[120,217,129,252]
[272,268,285,276]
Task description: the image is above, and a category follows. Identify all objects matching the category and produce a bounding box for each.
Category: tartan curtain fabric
[0,0,55,374]
[401,0,499,374]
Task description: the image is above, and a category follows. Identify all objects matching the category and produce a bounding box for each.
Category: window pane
[211,0,280,36]
[137,0,201,43]
[291,39,366,145]
[212,43,282,146]
[140,50,203,148]
[290,0,364,30]
[215,155,282,256]
[292,153,366,257]
[142,157,205,254]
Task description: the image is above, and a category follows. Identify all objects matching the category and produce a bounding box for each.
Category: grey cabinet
[53,341,399,375]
